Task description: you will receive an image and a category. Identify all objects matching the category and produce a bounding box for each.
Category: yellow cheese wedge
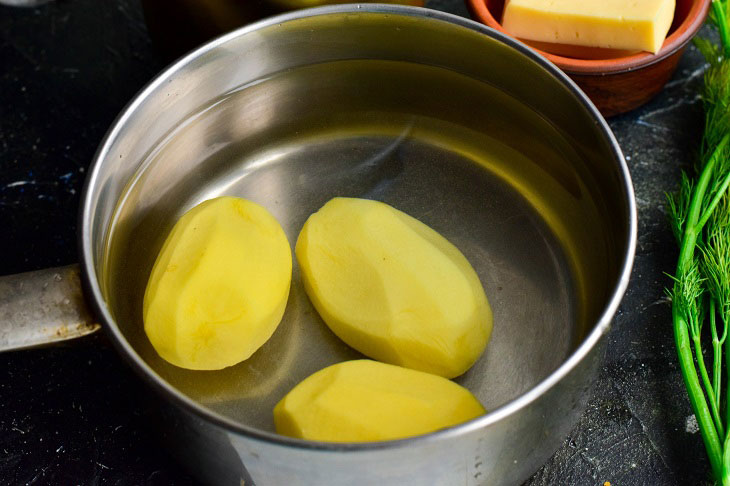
[143,197,292,370]
[274,359,486,442]
[502,0,676,54]
[296,197,492,378]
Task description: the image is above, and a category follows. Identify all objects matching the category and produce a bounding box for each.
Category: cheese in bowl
[502,0,676,54]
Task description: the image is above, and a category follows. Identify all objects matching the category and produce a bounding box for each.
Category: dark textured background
[0,0,715,484]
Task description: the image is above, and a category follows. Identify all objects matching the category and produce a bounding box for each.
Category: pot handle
[0,264,101,352]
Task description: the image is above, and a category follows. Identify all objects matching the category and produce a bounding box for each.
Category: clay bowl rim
[466,0,711,74]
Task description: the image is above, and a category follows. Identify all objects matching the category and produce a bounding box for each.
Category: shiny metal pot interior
[80,5,636,485]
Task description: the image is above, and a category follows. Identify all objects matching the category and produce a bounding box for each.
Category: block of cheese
[501,0,676,54]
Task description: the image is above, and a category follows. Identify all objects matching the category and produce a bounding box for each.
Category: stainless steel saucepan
[0,5,636,485]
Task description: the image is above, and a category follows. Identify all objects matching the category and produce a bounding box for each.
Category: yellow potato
[143,196,292,370]
[296,197,492,378]
[274,359,485,442]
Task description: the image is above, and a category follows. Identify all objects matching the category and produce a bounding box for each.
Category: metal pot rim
[79,3,637,451]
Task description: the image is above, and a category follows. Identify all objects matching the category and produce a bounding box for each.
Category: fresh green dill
[668,0,730,482]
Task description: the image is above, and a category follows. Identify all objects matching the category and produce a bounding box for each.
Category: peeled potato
[143,196,292,370]
[296,197,492,378]
[274,359,485,442]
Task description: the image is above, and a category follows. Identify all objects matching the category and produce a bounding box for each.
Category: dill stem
[726,334,730,485]
[677,143,725,271]
[725,321,730,430]
[675,309,724,477]
[712,300,723,411]
[692,330,725,437]
[698,136,730,228]
[700,171,730,228]
[712,0,730,56]
[724,432,730,486]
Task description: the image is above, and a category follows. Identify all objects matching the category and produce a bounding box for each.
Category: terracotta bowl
[466,0,711,116]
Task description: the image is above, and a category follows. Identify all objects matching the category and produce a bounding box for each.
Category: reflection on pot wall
[141,0,426,58]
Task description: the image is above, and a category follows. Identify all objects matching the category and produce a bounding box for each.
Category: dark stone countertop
[0,0,715,484]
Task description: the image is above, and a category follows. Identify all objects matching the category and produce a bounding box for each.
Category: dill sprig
[668,0,730,482]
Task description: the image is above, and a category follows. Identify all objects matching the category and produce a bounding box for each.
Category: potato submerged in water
[296,197,492,378]
[143,196,292,370]
[274,359,485,442]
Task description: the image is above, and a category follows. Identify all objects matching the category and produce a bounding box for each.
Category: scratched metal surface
[0,0,713,484]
